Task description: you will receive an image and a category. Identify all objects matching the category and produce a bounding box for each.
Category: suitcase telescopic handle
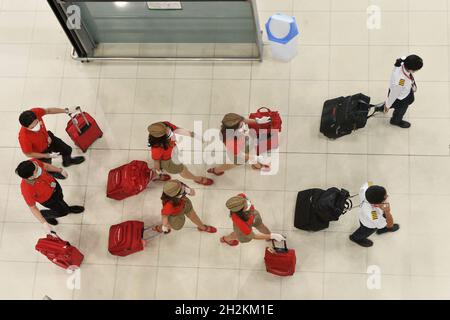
[271,239,288,253]
[75,106,90,126]
[141,225,165,240]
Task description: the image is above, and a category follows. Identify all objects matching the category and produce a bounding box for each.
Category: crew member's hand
[384,103,389,113]
[162,225,171,233]
[47,152,60,159]
[270,233,286,242]
[42,222,54,234]
[255,116,272,124]
[65,107,77,114]
[60,169,68,179]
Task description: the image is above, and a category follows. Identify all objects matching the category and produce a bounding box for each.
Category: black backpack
[294,188,353,231]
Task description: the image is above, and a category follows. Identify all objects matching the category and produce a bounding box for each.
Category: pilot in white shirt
[349,182,399,248]
[384,54,423,128]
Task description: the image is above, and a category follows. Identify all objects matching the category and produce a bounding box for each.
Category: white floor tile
[114,266,157,300]
[73,264,116,300]
[197,268,239,300]
[0,261,35,299]
[155,267,198,299]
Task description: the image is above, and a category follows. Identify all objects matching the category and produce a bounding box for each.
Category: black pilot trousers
[390,89,415,123]
[38,131,73,165]
[39,181,71,220]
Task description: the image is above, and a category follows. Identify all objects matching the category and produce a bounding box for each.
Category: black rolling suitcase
[320,93,383,139]
[294,188,353,232]
[294,189,328,231]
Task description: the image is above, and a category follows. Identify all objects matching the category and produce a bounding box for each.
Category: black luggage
[294,187,353,231]
[320,93,383,139]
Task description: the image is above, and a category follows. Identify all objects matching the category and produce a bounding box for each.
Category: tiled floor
[0,0,450,300]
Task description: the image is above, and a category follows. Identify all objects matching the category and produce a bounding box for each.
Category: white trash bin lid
[265,14,299,44]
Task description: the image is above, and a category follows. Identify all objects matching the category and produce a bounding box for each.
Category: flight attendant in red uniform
[147,121,213,185]
[207,113,272,176]
[15,159,85,229]
[220,193,285,246]
[18,107,85,179]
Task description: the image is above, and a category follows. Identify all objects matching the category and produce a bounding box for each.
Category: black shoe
[390,119,411,128]
[51,172,66,180]
[45,218,58,226]
[349,235,373,247]
[376,224,400,235]
[69,206,85,214]
[63,156,85,167]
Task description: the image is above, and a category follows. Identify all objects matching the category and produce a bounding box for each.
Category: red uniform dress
[150,121,178,161]
[20,159,56,207]
[18,108,50,154]
[231,193,263,243]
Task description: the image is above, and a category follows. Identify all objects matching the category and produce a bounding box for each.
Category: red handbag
[107,160,155,200]
[108,221,160,257]
[35,233,84,269]
[66,106,103,152]
[264,240,296,276]
[249,107,283,132]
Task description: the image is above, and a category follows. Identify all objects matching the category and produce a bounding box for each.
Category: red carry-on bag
[249,107,283,133]
[264,240,296,276]
[35,232,84,269]
[66,106,103,152]
[107,160,155,201]
[108,221,161,257]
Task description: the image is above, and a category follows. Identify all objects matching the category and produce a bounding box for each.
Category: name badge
[50,182,56,188]
[371,211,378,220]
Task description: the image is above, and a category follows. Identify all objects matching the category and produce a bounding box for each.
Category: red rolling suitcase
[107,160,155,200]
[108,221,159,257]
[264,240,296,276]
[66,106,103,152]
[35,232,84,269]
[249,107,283,133]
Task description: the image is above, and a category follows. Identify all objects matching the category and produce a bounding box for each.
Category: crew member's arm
[24,151,52,159]
[383,204,394,228]
[42,162,64,173]
[385,84,403,111]
[29,205,47,224]
[162,215,171,231]
[44,108,67,115]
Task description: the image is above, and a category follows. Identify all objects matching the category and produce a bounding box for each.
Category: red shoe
[195,177,214,186]
[198,225,217,233]
[220,236,239,246]
[207,168,224,176]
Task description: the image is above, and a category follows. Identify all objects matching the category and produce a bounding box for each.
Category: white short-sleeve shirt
[358,182,387,229]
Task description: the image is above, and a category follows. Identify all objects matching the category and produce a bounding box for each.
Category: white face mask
[29,122,40,132]
[167,130,174,140]
[32,166,42,180]
[244,200,252,211]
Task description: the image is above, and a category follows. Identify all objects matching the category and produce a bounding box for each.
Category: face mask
[32,166,42,180]
[29,122,40,132]
[244,200,252,211]
[167,130,174,140]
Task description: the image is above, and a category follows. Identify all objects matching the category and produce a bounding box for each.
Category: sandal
[207,168,224,176]
[154,173,171,182]
[195,177,214,186]
[198,225,217,233]
[251,164,271,171]
[220,236,239,246]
